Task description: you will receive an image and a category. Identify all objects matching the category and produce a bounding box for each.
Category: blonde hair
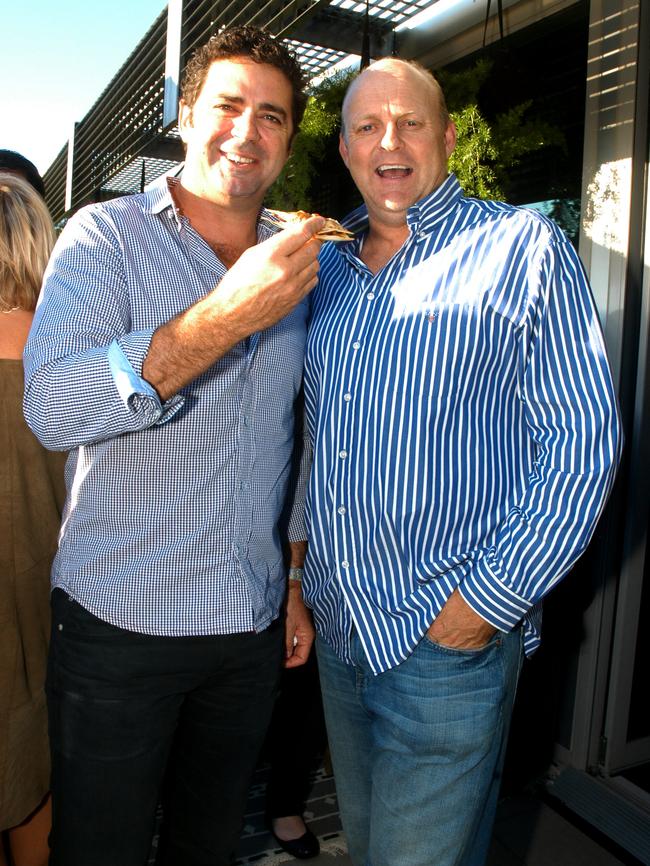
[0,172,55,312]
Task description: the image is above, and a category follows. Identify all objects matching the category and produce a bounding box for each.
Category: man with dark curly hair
[181,26,308,142]
[24,25,322,866]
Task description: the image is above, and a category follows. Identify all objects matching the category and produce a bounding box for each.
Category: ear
[178,100,193,144]
[339,133,350,169]
[444,120,457,158]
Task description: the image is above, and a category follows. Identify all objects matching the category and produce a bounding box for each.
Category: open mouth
[376,164,412,179]
[223,152,256,166]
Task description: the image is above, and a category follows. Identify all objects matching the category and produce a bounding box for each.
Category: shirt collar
[341,173,462,243]
[142,173,180,215]
[142,172,276,243]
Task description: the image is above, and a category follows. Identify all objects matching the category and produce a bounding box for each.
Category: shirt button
[343,393,352,402]
[341,561,349,569]
[337,506,347,515]
[242,416,250,427]
[366,292,375,300]
[339,450,348,459]
[352,341,361,350]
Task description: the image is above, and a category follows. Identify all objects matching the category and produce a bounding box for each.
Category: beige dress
[0,359,66,829]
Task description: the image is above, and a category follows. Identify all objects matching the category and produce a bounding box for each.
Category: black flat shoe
[270,827,320,860]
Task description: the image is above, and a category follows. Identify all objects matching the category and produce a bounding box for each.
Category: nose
[231,110,260,142]
[379,122,400,151]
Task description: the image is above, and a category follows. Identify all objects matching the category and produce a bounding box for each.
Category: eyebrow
[260,102,288,120]
[349,113,386,126]
[215,94,288,121]
[353,110,417,122]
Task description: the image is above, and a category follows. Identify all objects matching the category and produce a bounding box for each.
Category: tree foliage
[266,70,354,211]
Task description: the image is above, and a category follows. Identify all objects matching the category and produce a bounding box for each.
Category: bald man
[300,59,621,866]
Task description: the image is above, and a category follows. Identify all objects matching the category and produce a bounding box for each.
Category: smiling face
[179,57,294,210]
[339,60,456,229]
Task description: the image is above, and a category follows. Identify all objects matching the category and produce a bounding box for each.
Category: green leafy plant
[439,58,565,200]
[266,70,355,211]
[448,102,500,199]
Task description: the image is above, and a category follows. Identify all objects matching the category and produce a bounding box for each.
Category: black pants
[46,589,283,866]
[265,652,327,820]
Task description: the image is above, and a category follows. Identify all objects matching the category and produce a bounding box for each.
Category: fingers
[207,215,322,337]
[284,622,307,668]
[426,589,498,649]
[284,650,309,668]
[268,215,326,254]
[284,637,313,668]
[295,256,320,289]
[247,217,321,288]
[299,214,327,238]
[286,237,322,277]
[289,214,326,242]
[284,589,315,668]
[277,256,319,305]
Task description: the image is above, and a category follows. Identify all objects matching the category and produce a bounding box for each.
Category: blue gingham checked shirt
[303,174,622,674]
[23,178,308,635]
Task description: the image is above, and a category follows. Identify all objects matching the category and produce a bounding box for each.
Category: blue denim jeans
[317,627,523,866]
[47,590,284,866]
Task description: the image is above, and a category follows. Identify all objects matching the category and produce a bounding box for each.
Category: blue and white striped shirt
[24,178,308,636]
[303,174,621,675]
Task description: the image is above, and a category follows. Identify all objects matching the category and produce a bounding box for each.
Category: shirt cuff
[108,337,184,425]
[458,555,531,633]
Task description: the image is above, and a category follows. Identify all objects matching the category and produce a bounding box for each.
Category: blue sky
[1,0,168,174]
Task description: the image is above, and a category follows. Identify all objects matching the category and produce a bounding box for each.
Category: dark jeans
[46,589,284,866]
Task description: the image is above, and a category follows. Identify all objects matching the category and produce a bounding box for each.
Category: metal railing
[41,0,398,224]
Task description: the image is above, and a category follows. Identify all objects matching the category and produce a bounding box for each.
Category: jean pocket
[51,589,123,642]
[50,587,74,628]
[422,630,502,657]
